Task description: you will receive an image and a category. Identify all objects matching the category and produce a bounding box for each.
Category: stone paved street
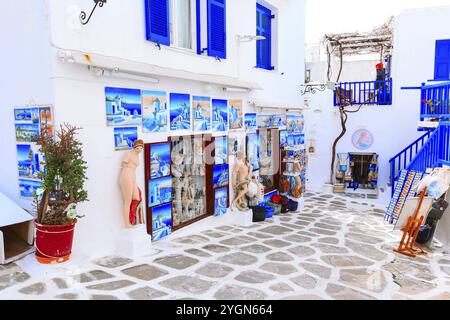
[1,192,450,300]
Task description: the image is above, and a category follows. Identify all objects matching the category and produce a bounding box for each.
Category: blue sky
[105,87,141,104]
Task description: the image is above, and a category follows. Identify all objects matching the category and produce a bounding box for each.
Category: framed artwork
[114,127,138,151]
[286,115,304,134]
[228,99,243,130]
[215,136,228,165]
[213,164,229,188]
[287,134,305,146]
[19,179,42,198]
[105,87,142,127]
[151,203,173,241]
[352,129,374,150]
[150,142,171,179]
[212,99,228,132]
[170,93,192,131]
[142,90,169,133]
[280,130,288,148]
[245,113,257,133]
[273,114,286,127]
[257,114,274,129]
[214,188,229,216]
[14,108,39,124]
[39,106,53,125]
[16,144,43,179]
[148,176,173,207]
[246,133,260,171]
[193,96,212,132]
[15,123,39,142]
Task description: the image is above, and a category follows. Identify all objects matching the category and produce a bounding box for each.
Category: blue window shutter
[145,0,170,46]
[256,3,273,70]
[435,40,450,80]
[207,0,226,59]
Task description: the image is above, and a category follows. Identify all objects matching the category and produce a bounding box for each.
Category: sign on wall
[352,129,374,150]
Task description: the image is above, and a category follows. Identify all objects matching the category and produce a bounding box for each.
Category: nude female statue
[232,151,253,211]
[119,139,144,228]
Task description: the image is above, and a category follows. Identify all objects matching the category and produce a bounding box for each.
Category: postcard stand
[394,187,429,258]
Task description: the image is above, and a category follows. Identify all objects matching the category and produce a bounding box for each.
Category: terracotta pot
[35,219,77,264]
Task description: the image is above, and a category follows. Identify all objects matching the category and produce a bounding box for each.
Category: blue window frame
[434,39,450,80]
[207,0,227,59]
[145,0,171,46]
[256,3,273,70]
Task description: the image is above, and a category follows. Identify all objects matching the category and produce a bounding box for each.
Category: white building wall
[0,1,54,208]
[305,6,450,206]
[6,0,305,258]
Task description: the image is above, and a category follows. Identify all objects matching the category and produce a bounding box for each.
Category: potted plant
[34,124,88,264]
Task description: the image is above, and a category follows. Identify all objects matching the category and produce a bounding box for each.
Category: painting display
[212,99,228,132]
[15,124,40,142]
[286,114,305,134]
[19,179,43,198]
[352,129,374,150]
[214,188,228,216]
[114,127,138,151]
[148,176,173,207]
[150,143,171,179]
[105,87,142,127]
[170,93,192,131]
[215,136,228,165]
[151,203,173,241]
[228,99,243,130]
[246,133,260,171]
[213,164,229,188]
[17,144,42,179]
[257,114,274,129]
[287,134,305,146]
[245,113,257,133]
[142,90,168,133]
[193,96,212,132]
[280,130,288,148]
[273,114,286,127]
[14,108,39,124]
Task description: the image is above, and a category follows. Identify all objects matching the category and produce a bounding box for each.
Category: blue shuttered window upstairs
[256,3,273,70]
[207,0,227,59]
[145,0,171,46]
[435,40,450,80]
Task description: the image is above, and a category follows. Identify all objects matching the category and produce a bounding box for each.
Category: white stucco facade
[0,0,306,258]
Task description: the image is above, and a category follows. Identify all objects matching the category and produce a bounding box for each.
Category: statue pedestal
[231,207,253,227]
[115,225,156,258]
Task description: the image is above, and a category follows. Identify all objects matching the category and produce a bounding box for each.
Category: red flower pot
[35,220,77,264]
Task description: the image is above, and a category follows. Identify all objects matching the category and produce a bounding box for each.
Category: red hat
[376,63,384,69]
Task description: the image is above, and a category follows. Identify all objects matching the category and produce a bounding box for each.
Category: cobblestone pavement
[1,192,450,300]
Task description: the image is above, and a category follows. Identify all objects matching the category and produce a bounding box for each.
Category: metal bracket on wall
[80,0,107,25]
[299,83,327,96]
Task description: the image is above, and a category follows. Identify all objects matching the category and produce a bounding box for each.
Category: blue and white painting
[148,176,173,207]
[15,123,39,142]
[244,113,257,133]
[257,114,274,129]
[17,144,42,179]
[193,96,212,132]
[114,127,138,151]
[19,179,42,198]
[214,188,228,216]
[170,93,191,131]
[273,114,286,127]
[287,114,304,134]
[288,134,305,146]
[228,99,243,130]
[215,136,228,165]
[152,203,172,241]
[150,143,171,179]
[280,130,288,148]
[14,108,40,124]
[142,90,168,132]
[247,133,260,171]
[212,99,228,132]
[213,164,229,188]
[105,87,142,127]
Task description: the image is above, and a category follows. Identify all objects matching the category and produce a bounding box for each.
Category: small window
[256,3,273,70]
[170,0,196,50]
[434,40,450,80]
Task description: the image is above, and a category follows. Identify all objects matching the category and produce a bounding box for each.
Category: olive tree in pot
[34,124,88,264]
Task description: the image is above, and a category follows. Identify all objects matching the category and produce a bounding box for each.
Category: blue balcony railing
[334,78,393,107]
[420,81,450,120]
[389,131,431,196]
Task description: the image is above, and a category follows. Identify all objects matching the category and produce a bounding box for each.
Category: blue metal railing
[334,78,393,106]
[389,131,431,195]
[407,122,450,173]
[420,81,450,120]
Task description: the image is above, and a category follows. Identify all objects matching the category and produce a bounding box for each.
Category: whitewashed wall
[305,6,450,206]
[0,0,305,258]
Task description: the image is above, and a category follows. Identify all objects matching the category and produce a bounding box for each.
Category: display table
[0,192,35,265]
